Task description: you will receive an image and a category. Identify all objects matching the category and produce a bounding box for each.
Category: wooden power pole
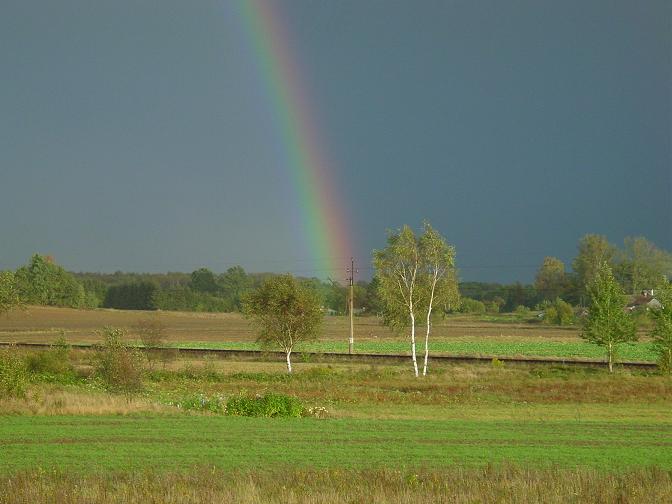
[347,257,357,354]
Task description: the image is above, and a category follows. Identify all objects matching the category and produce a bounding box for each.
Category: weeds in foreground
[0,345,28,398]
[0,465,669,504]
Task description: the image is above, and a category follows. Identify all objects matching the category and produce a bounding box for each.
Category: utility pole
[347,257,357,354]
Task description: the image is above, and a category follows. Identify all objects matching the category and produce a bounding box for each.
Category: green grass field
[1,415,670,473]
[171,339,658,362]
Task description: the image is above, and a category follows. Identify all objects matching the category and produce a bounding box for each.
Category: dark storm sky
[1,0,670,282]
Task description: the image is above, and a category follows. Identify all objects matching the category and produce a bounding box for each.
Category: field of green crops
[172,339,658,362]
[1,415,670,473]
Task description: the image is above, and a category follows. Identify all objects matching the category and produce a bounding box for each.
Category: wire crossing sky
[0,0,670,282]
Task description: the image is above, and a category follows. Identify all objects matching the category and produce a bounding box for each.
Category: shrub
[166,393,227,414]
[25,336,73,379]
[0,345,29,398]
[484,300,501,314]
[542,298,575,326]
[459,298,486,315]
[226,393,304,418]
[94,327,146,393]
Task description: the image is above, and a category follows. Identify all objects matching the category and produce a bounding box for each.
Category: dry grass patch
[0,386,169,415]
[0,466,669,504]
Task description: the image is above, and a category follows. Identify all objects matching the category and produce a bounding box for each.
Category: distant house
[626,289,662,312]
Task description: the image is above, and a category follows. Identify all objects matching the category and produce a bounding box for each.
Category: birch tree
[373,226,423,376]
[581,261,636,373]
[242,274,322,374]
[418,223,458,376]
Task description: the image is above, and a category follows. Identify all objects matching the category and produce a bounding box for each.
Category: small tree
[581,262,636,372]
[94,327,146,393]
[373,225,423,376]
[0,271,21,317]
[418,222,458,376]
[242,274,322,374]
[133,317,168,369]
[649,284,672,374]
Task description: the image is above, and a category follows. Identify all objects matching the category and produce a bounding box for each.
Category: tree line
[1,233,670,318]
[241,224,672,375]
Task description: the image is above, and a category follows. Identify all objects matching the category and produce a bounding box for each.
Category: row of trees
[240,224,672,376]
[2,233,670,319]
[581,261,672,373]
[535,235,672,304]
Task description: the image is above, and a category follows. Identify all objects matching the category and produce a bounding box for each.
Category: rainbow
[233,0,352,276]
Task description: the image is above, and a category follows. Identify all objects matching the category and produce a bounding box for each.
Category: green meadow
[172,339,658,362]
[1,414,671,473]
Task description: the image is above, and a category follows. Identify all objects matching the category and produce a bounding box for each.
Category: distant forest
[4,234,671,316]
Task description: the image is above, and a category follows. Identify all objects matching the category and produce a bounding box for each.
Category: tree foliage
[418,222,458,375]
[190,268,219,294]
[581,262,636,372]
[218,266,252,310]
[373,225,423,375]
[103,281,158,310]
[571,235,616,302]
[0,271,21,316]
[616,237,672,294]
[242,274,322,373]
[649,284,672,374]
[14,254,85,308]
[374,223,458,376]
[535,257,567,301]
[541,298,575,326]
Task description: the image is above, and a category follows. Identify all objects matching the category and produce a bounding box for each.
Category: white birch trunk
[607,342,613,373]
[410,311,418,377]
[286,350,292,374]
[423,319,431,376]
[423,277,437,377]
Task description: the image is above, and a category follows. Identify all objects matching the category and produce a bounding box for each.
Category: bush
[166,393,227,414]
[226,393,304,418]
[459,298,486,315]
[94,327,146,393]
[484,301,500,314]
[0,345,29,398]
[25,336,73,379]
[541,298,575,326]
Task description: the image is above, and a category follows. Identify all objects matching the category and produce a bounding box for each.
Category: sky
[1,0,670,283]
